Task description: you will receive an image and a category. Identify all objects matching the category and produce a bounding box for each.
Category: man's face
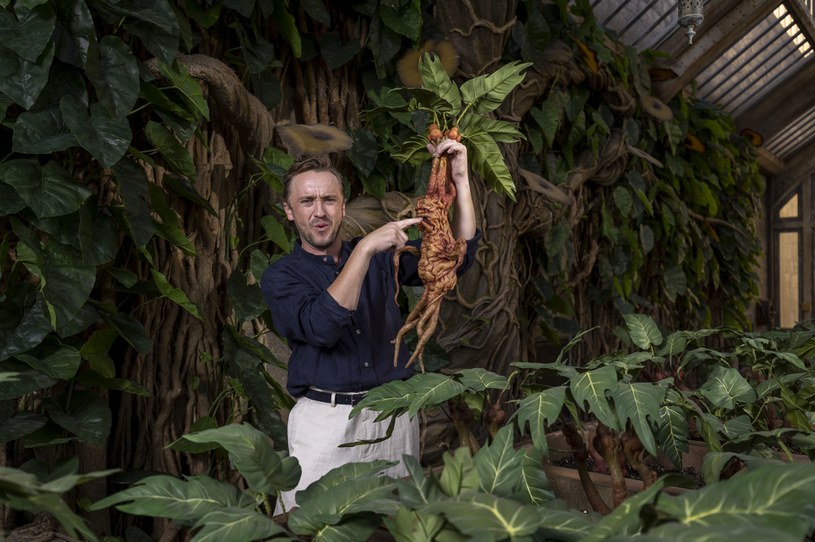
[283,170,346,256]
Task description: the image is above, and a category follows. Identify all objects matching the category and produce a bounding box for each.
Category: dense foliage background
[0,0,763,538]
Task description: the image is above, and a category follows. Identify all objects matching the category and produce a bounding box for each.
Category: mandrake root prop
[392,125,468,372]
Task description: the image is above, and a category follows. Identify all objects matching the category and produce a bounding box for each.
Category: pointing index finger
[394,217,424,230]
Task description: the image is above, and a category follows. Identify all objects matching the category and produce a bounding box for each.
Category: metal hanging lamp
[678,0,704,44]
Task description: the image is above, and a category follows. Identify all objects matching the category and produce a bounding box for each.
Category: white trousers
[275,396,420,513]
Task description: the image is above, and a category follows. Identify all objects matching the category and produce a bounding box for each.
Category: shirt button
[323,257,328,262]
[355,329,361,335]
[363,362,369,367]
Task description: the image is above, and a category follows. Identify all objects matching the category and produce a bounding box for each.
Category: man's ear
[283,202,294,221]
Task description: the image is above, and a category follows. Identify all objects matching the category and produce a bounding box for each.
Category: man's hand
[428,138,470,191]
[359,217,424,255]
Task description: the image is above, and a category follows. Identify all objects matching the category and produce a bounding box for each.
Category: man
[261,138,480,512]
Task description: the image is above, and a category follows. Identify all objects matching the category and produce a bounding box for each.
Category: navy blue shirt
[261,230,481,397]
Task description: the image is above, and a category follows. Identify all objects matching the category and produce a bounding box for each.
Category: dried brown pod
[276,123,353,156]
[396,39,460,87]
[740,127,763,147]
[640,94,673,121]
[574,39,599,74]
[684,133,706,153]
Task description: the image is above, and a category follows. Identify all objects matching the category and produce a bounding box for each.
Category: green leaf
[85,35,139,117]
[80,329,118,378]
[615,382,666,456]
[516,446,555,505]
[15,343,81,380]
[60,95,131,168]
[378,0,421,41]
[0,360,55,399]
[12,106,77,154]
[0,160,91,218]
[475,425,523,496]
[288,461,397,538]
[260,215,292,253]
[438,447,479,498]
[190,508,287,542]
[581,478,668,542]
[0,3,55,62]
[272,0,301,57]
[662,265,687,302]
[52,0,96,67]
[90,475,256,522]
[654,462,815,540]
[530,93,563,147]
[460,61,532,115]
[175,424,300,494]
[222,329,290,445]
[454,368,507,392]
[418,54,461,114]
[144,121,197,180]
[432,493,545,539]
[226,270,267,323]
[320,31,360,70]
[0,411,47,443]
[514,386,566,454]
[156,59,210,121]
[45,391,111,443]
[150,269,202,320]
[352,373,467,420]
[613,185,633,217]
[699,366,757,410]
[657,404,689,468]
[570,365,619,430]
[465,130,516,200]
[104,311,152,355]
[0,39,54,108]
[111,159,157,247]
[624,314,662,349]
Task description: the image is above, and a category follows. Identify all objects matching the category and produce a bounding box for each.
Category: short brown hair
[283,155,345,202]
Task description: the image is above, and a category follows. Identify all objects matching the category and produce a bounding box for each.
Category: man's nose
[314,200,326,215]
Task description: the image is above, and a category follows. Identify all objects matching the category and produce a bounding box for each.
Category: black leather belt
[304,388,367,406]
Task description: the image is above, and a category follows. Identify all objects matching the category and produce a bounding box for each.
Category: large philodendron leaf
[474,425,524,497]
[0,411,47,443]
[652,462,815,540]
[517,446,555,505]
[60,94,131,168]
[656,403,689,468]
[580,478,669,542]
[44,390,112,443]
[570,365,620,430]
[144,120,198,180]
[614,382,666,456]
[465,129,516,200]
[417,54,461,115]
[454,368,508,392]
[0,160,91,218]
[514,385,566,454]
[623,314,663,350]
[0,39,54,109]
[351,373,467,421]
[433,493,591,540]
[15,342,81,380]
[12,106,78,154]
[0,360,55,400]
[0,285,52,362]
[699,365,757,410]
[86,35,140,117]
[0,3,55,63]
[189,508,291,542]
[90,475,256,524]
[176,424,300,495]
[288,461,398,539]
[0,464,116,542]
[459,60,533,115]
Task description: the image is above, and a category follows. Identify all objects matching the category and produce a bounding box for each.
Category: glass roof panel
[693,3,813,117]
[589,0,713,51]
[765,104,815,158]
